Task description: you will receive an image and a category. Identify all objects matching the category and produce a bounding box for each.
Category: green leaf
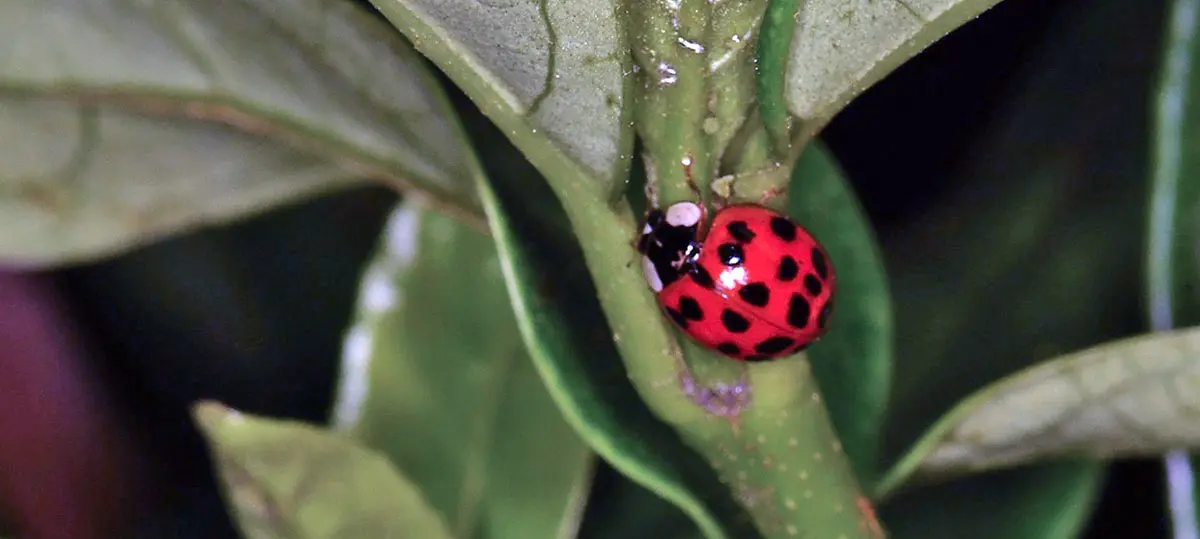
[880,460,1104,539]
[192,401,455,539]
[877,328,1200,492]
[367,0,633,192]
[330,199,593,539]
[1148,0,1200,533]
[780,0,1006,144]
[1,0,481,266]
[788,143,893,485]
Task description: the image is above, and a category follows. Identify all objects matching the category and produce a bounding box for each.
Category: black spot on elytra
[721,309,750,333]
[804,274,823,296]
[744,355,771,362]
[718,243,744,266]
[665,307,687,328]
[717,342,741,356]
[755,336,795,355]
[787,293,811,329]
[690,265,715,289]
[818,301,833,329]
[679,296,704,320]
[739,282,771,307]
[770,217,797,241]
[727,221,756,243]
[778,256,799,281]
[811,247,828,279]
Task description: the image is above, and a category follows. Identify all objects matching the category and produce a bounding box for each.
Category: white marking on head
[642,256,664,292]
[642,222,653,235]
[665,202,702,228]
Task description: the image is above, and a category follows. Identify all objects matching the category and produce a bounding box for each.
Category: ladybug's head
[637,202,705,292]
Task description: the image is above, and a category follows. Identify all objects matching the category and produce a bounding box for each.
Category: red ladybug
[637,202,836,361]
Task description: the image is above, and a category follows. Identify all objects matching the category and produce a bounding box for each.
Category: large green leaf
[877,327,1200,492]
[777,0,1007,144]
[193,401,454,539]
[1148,0,1200,533]
[787,143,893,485]
[1,0,481,266]
[367,0,633,192]
[330,199,593,539]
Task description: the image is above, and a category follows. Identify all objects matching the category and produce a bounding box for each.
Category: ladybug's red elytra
[636,201,836,361]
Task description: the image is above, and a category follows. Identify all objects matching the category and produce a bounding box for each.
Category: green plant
[3,0,1200,538]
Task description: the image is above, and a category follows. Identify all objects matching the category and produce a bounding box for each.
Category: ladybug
[637,201,836,361]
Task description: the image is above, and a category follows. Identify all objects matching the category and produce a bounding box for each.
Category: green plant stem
[630,0,715,205]
[551,183,881,539]
[756,0,798,157]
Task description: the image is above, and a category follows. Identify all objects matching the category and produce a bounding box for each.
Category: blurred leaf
[880,460,1104,539]
[788,143,893,485]
[330,199,592,539]
[368,0,633,192]
[193,401,454,539]
[1149,0,1200,331]
[880,0,1154,464]
[474,159,759,539]
[878,328,1200,491]
[872,0,1153,532]
[61,187,396,539]
[1150,0,1200,532]
[1,0,481,266]
[780,0,1006,144]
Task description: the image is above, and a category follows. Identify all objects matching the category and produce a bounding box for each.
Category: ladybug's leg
[643,180,659,210]
[678,157,714,232]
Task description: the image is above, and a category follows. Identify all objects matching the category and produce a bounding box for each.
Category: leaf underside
[1,0,481,265]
